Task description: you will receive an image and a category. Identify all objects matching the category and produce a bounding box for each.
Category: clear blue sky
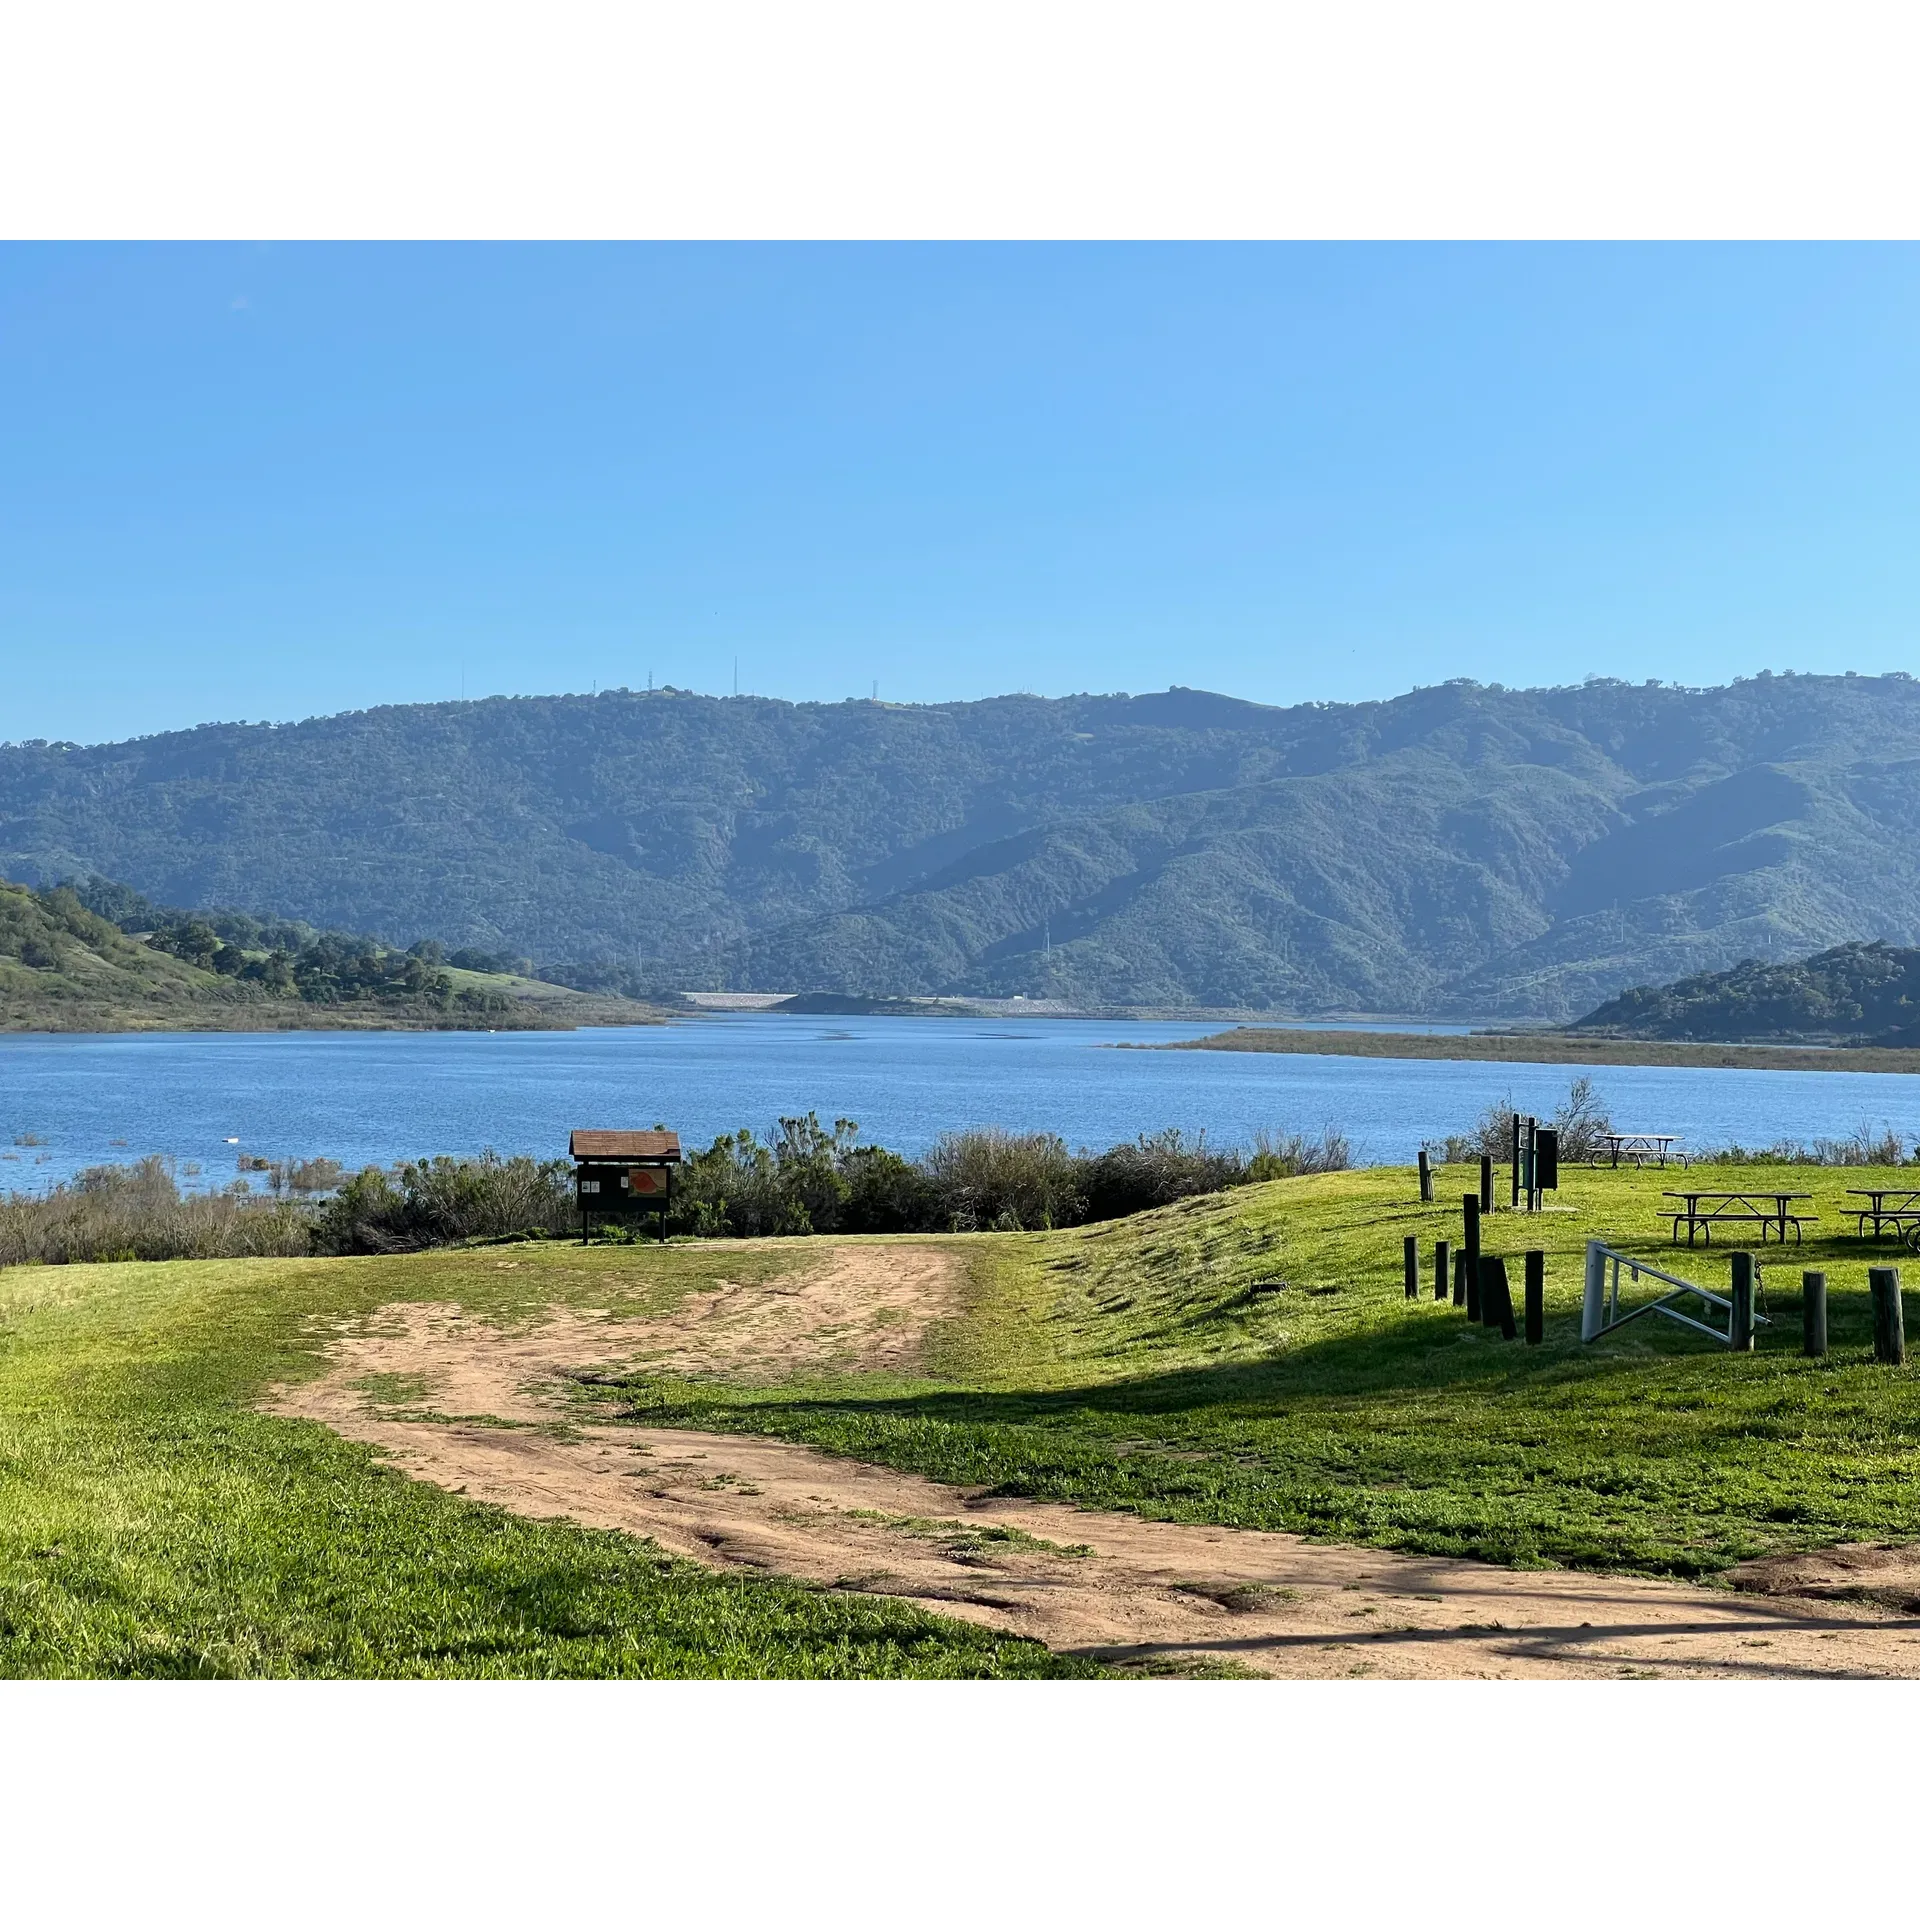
[4,243,1918,744]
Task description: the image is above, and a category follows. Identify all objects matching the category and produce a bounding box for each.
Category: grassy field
[0,1240,1088,1676]
[604,1163,1920,1579]
[9,1159,1920,1674]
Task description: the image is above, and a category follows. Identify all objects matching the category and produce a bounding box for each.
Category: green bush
[924,1128,1085,1233]
[311,1151,573,1253]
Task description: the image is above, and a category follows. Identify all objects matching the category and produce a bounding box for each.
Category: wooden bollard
[1870,1267,1906,1364]
[1802,1270,1827,1358]
[1524,1249,1544,1345]
[1435,1239,1450,1302]
[1481,1255,1517,1340]
[1462,1194,1482,1320]
[1729,1251,1755,1353]
[1418,1149,1433,1203]
[1404,1235,1419,1300]
[1479,1153,1494,1214]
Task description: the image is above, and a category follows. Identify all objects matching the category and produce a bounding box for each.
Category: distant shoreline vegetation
[1152,1026,1920,1075]
[0,879,666,1033]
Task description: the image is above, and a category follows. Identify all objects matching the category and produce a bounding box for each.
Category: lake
[2,1014,1918,1193]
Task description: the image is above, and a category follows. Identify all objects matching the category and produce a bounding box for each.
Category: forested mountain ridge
[6,672,1920,1018]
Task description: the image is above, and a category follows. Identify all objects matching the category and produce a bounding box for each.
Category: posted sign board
[570,1129,681,1241]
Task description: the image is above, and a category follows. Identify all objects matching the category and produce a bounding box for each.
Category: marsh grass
[0,1157,310,1267]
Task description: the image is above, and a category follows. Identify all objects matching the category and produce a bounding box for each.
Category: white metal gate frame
[1580,1239,1769,1347]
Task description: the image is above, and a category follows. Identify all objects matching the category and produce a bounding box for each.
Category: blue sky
[3,243,1918,744]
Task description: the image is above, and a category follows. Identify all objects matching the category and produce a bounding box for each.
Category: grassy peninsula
[0,881,664,1033]
[1154,1025,1920,1073]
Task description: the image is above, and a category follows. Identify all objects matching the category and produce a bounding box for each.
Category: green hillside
[1570,939,1920,1046]
[8,671,1920,1016]
[0,882,244,1028]
[0,882,658,1032]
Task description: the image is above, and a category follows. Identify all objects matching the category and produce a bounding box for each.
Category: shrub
[1702,1126,1914,1167]
[1247,1126,1353,1180]
[310,1151,572,1253]
[839,1145,940,1233]
[0,1157,310,1268]
[1434,1076,1613,1165]
[1080,1129,1247,1220]
[1551,1075,1614,1161]
[924,1128,1085,1232]
[266,1156,347,1196]
[672,1128,806,1237]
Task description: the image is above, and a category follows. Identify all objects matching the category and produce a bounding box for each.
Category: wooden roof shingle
[569,1129,682,1162]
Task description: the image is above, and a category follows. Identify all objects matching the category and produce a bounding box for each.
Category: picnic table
[1842,1189,1920,1242]
[1594,1132,1687,1169]
[1660,1189,1814,1246]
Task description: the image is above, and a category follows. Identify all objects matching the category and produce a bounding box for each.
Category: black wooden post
[1870,1267,1906,1364]
[1479,1153,1494,1215]
[1418,1148,1433,1203]
[1801,1270,1827,1358]
[1729,1251,1755,1353]
[1510,1114,1521,1210]
[1481,1255,1517,1340]
[1524,1249,1544,1345]
[1435,1239,1450,1301]
[1404,1235,1419,1300]
[1462,1194,1482,1320]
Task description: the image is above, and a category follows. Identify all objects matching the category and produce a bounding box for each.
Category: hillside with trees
[7,671,1920,1016]
[0,880,655,1032]
[1569,940,1920,1047]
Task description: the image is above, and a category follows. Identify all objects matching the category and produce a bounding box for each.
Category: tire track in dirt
[269,1243,1920,1679]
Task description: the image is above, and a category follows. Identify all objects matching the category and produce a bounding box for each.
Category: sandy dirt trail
[271,1244,1920,1678]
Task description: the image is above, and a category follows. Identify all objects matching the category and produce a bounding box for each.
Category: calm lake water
[2,1013,1917,1194]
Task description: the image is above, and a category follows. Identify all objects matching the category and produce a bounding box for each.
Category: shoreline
[0,999,671,1037]
[1139,1026,1920,1074]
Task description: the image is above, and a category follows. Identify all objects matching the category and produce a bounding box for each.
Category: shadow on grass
[588,1278,1920,1579]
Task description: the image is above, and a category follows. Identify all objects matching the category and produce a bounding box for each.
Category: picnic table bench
[1842,1189,1920,1243]
[1594,1132,1688,1169]
[1659,1190,1815,1246]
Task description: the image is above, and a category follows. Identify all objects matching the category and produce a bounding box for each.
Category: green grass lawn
[603,1163,1920,1579]
[0,1240,1089,1676]
[10,1160,1920,1675]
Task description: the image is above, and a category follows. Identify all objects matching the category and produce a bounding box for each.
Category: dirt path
[270,1248,1920,1678]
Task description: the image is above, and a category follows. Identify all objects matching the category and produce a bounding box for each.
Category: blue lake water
[1,1014,1917,1194]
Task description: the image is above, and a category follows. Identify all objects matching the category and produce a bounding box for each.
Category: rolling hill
[7,671,1920,1018]
[0,882,658,1032]
[1570,940,1920,1047]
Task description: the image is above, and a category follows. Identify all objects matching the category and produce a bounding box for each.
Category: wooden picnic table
[1595,1132,1687,1169]
[1842,1189,1920,1239]
[1661,1190,1815,1246]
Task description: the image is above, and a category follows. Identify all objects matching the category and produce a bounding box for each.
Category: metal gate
[1581,1239,1768,1348]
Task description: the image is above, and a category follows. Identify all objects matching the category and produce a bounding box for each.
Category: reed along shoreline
[1137,1027,1920,1074]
